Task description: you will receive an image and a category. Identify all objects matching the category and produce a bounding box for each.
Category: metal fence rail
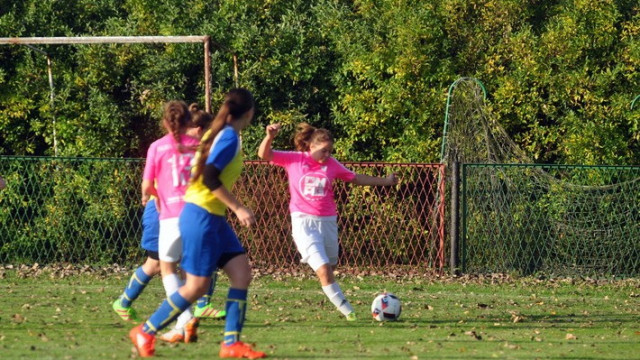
[461,163,640,277]
[0,156,446,272]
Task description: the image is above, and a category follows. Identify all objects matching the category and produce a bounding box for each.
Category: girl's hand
[387,173,399,186]
[266,123,281,138]
[234,205,256,227]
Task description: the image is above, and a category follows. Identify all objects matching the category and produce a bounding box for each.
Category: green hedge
[1,0,639,165]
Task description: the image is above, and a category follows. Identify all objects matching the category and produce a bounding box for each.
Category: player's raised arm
[257,123,281,161]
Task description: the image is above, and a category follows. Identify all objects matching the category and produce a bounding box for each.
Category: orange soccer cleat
[219,341,267,359]
[129,324,156,357]
[158,328,184,343]
[184,317,199,343]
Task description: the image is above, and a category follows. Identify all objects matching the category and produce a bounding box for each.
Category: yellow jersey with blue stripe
[184,126,243,216]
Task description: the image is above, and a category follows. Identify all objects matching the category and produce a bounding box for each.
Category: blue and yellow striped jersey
[185,126,243,216]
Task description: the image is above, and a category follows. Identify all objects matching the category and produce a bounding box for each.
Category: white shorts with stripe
[290,212,339,271]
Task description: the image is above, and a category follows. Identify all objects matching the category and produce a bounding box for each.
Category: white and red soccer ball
[371,292,402,321]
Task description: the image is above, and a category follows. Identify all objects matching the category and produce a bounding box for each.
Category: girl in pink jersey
[141,100,201,342]
[258,122,398,321]
[112,104,223,327]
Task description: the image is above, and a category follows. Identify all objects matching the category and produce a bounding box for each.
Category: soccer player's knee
[315,264,334,284]
[180,281,209,301]
[142,258,160,277]
[195,281,211,297]
[227,269,252,289]
[237,271,253,288]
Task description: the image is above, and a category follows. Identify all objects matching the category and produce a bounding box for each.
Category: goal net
[441,78,640,277]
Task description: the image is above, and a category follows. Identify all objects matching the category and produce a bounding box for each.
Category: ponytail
[189,103,213,130]
[162,100,191,153]
[294,122,333,151]
[192,88,255,181]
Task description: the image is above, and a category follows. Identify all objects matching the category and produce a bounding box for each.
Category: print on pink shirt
[299,169,329,199]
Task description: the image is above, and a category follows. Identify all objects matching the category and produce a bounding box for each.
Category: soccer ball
[371,292,402,321]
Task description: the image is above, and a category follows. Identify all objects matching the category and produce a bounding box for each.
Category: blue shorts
[179,203,246,277]
[140,200,159,252]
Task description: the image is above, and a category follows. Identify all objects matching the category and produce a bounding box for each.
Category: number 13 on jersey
[168,153,195,187]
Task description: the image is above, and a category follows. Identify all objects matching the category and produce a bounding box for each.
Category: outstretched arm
[352,173,398,186]
[257,123,281,161]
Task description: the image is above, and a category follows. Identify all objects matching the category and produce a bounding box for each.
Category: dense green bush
[0,158,143,264]
[1,0,639,164]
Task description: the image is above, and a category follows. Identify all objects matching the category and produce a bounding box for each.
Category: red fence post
[438,164,446,273]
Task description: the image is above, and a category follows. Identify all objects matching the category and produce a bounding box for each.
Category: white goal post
[0,36,215,156]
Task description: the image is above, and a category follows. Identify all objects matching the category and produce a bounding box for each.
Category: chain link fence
[461,164,640,277]
[0,156,446,272]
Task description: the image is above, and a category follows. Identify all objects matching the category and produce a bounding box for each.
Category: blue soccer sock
[119,266,152,308]
[223,288,248,345]
[196,271,218,309]
[143,291,191,335]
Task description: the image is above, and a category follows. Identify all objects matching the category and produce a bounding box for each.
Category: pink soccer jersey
[143,133,200,220]
[270,150,356,216]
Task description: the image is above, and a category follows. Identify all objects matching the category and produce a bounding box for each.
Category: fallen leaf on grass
[504,342,520,350]
[464,331,482,340]
[12,314,25,323]
[511,313,525,323]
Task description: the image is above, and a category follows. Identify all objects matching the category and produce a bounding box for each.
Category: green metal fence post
[460,163,468,274]
[450,161,460,275]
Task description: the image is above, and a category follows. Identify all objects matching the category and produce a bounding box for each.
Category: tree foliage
[0,0,638,164]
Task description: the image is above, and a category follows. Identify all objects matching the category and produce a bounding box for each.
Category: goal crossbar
[0,36,212,112]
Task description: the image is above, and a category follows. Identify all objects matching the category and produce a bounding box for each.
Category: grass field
[0,265,638,359]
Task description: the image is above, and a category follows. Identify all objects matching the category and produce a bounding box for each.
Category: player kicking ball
[258,122,398,321]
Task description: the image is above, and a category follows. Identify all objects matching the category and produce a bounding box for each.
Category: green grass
[0,268,638,359]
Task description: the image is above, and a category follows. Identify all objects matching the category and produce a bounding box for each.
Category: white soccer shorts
[158,217,182,262]
[290,213,339,271]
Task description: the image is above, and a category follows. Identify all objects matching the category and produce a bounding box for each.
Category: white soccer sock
[322,282,354,316]
[162,273,193,330]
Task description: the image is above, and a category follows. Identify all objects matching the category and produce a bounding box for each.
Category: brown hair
[188,103,213,130]
[163,100,191,152]
[191,88,255,181]
[294,122,333,151]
